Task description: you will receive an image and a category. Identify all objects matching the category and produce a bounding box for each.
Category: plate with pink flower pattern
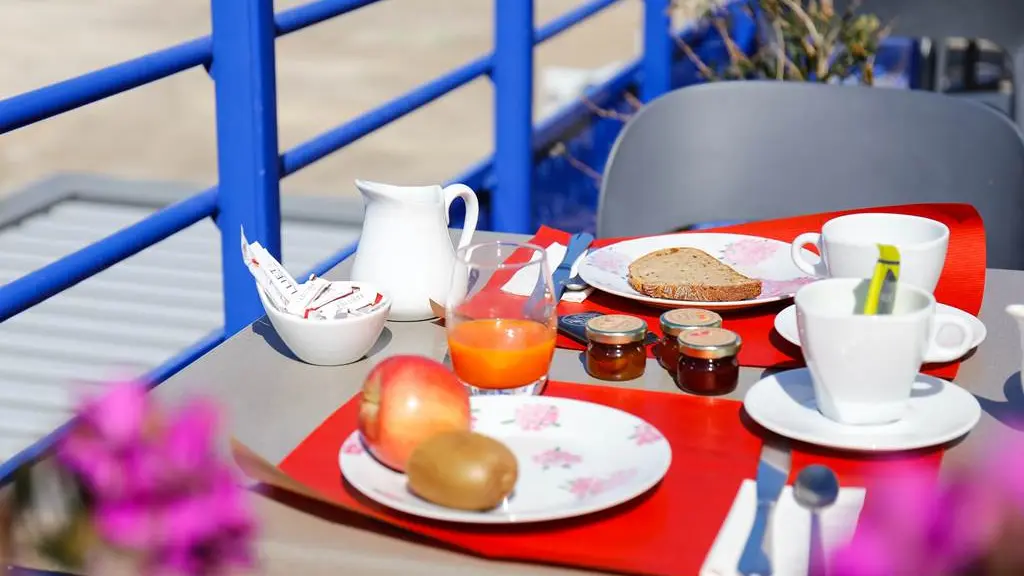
[338,396,672,524]
[577,233,817,310]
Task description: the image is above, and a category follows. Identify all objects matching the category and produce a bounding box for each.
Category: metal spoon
[564,250,589,291]
[793,465,840,576]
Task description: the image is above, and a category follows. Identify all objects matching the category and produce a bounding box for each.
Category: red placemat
[539,203,986,381]
[277,381,944,576]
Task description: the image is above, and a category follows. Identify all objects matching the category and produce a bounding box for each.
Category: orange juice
[447,318,556,389]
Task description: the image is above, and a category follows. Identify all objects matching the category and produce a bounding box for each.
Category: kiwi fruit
[406,431,518,511]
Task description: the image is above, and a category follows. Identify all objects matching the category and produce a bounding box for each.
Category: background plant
[553,0,890,183]
[674,0,889,85]
[0,381,255,575]
[829,430,1024,576]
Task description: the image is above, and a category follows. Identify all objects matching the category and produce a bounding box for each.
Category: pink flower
[532,447,582,469]
[829,528,893,576]
[54,380,256,575]
[829,434,1024,576]
[566,477,597,498]
[504,404,560,431]
[163,399,219,474]
[564,469,638,499]
[55,381,151,500]
[592,469,638,494]
[94,502,155,550]
[629,423,663,446]
[81,381,149,449]
[721,239,780,267]
[154,469,254,549]
[589,250,632,274]
[342,437,364,455]
[760,277,816,298]
[829,470,989,575]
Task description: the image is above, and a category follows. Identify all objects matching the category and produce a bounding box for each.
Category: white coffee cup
[791,213,950,293]
[795,278,972,426]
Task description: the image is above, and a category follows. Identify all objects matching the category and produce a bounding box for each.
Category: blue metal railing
[642,0,673,102]
[0,0,702,487]
[0,0,740,494]
[0,0,669,338]
[210,0,284,333]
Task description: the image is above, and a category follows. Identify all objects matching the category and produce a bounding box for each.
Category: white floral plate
[577,233,817,310]
[338,396,672,524]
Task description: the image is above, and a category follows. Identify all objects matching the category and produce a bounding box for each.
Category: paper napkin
[501,242,594,303]
[700,480,866,576]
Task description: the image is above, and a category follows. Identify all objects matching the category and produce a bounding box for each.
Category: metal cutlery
[564,248,590,291]
[737,442,792,576]
[553,233,594,300]
[524,232,594,316]
[794,465,840,576]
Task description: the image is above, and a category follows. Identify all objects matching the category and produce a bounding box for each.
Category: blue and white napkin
[700,480,866,576]
[500,242,593,303]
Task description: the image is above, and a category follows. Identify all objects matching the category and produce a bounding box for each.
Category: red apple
[358,355,471,472]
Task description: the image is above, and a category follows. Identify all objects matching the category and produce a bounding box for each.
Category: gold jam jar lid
[677,327,742,360]
[659,308,723,337]
[585,314,647,345]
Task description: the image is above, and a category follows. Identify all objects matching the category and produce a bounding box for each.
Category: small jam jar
[585,314,648,381]
[658,308,722,379]
[676,327,742,396]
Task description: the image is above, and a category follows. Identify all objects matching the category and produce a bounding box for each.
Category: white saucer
[773,303,986,363]
[743,368,981,452]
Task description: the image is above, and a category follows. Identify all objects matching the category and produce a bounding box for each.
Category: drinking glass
[446,241,557,396]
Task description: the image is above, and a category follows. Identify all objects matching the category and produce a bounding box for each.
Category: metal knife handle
[553,233,594,302]
[809,514,825,576]
[737,501,773,576]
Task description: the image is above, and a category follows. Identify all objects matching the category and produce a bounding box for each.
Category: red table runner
[278,381,944,576]
[542,203,986,381]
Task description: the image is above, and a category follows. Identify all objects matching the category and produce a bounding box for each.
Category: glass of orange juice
[446,241,557,396]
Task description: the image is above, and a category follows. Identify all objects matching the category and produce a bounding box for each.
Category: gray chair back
[833,0,1024,121]
[834,0,1023,49]
[597,81,1024,270]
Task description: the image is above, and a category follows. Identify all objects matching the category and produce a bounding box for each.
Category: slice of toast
[627,247,762,302]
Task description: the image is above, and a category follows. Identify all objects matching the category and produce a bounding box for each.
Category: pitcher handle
[442,183,479,249]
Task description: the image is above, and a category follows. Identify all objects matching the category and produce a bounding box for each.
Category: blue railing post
[492,0,535,233]
[642,0,673,102]
[210,0,283,335]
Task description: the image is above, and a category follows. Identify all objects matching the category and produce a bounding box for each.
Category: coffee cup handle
[927,314,975,363]
[791,232,828,277]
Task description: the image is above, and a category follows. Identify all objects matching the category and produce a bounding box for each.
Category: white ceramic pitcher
[350,180,479,321]
[1007,304,1024,384]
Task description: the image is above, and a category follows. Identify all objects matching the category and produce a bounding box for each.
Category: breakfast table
[77,226,1019,576]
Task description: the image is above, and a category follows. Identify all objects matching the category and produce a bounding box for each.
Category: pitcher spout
[1007,305,1024,385]
[1006,304,1024,326]
[354,179,441,205]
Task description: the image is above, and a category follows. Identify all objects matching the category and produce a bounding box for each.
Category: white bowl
[257,284,391,366]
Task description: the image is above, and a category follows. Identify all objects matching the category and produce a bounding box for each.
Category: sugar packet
[241,228,381,320]
[240,227,301,311]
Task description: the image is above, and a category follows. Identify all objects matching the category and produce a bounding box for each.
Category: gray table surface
[150,230,1024,575]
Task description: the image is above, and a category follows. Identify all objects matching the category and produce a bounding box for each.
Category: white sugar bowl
[257,283,391,366]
